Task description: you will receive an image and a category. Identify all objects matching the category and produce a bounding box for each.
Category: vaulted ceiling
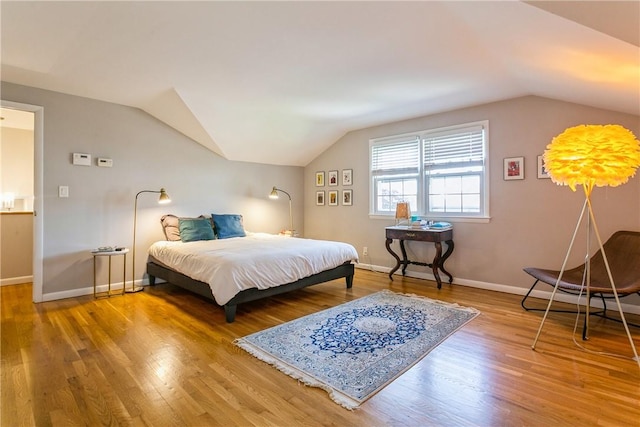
[2,1,638,166]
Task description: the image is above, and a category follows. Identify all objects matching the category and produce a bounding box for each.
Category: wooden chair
[522,230,640,337]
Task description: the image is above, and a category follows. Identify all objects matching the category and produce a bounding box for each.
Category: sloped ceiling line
[1,1,638,166]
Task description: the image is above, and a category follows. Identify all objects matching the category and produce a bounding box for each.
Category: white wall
[1,82,303,297]
[304,95,640,307]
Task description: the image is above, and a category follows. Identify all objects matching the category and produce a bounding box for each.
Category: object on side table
[429,221,452,230]
[395,201,410,225]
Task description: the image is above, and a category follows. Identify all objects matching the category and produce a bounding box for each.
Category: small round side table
[91,248,129,298]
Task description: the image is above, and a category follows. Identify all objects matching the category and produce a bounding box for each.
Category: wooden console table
[385,226,454,289]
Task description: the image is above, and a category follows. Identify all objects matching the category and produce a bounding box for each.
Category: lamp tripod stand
[531,189,640,368]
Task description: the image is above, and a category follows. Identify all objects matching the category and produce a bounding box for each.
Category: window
[370,121,488,219]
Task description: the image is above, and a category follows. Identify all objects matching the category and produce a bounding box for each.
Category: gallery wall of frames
[315,169,353,206]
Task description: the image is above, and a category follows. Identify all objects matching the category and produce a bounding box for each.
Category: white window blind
[371,137,420,176]
[424,125,484,168]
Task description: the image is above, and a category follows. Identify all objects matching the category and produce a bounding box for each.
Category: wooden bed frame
[146,260,355,322]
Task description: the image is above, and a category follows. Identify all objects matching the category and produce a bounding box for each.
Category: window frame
[369,120,490,221]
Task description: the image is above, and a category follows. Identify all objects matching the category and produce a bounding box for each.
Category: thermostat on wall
[72,152,91,166]
[97,158,113,167]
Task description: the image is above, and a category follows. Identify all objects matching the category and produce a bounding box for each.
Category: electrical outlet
[363,246,368,256]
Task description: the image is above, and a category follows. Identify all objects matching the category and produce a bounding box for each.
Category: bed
[146,214,358,322]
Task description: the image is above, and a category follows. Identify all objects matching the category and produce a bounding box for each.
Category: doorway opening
[0,101,44,302]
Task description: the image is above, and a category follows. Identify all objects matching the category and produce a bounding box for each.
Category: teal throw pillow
[178,218,215,242]
[212,214,246,239]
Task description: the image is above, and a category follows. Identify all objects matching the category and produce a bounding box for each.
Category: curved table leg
[432,242,443,289]
[385,238,401,280]
[399,240,409,276]
[439,240,454,284]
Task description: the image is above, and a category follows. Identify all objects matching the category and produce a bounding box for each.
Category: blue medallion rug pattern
[234,290,479,409]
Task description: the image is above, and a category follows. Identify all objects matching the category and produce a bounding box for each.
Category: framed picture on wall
[537,155,550,179]
[315,171,325,187]
[504,157,524,180]
[316,191,325,206]
[342,189,352,206]
[328,170,338,186]
[342,169,353,186]
[328,190,338,206]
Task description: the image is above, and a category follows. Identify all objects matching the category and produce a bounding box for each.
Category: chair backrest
[589,231,640,289]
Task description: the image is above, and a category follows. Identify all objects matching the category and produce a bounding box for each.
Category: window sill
[368,214,491,224]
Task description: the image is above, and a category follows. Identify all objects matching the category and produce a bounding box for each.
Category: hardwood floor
[2,270,639,426]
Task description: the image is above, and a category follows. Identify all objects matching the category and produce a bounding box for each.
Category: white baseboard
[40,278,166,302]
[355,263,640,316]
[42,280,131,301]
[1,275,33,286]
[34,264,640,317]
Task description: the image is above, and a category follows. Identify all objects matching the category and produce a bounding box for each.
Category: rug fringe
[234,338,360,410]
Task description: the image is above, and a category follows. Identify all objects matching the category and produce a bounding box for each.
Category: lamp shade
[395,202,410,220]
[158,188,171,204]
[269,187,279,199]
[544,124,640,195]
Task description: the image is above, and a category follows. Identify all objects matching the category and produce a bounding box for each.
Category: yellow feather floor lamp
[531,124,640,367]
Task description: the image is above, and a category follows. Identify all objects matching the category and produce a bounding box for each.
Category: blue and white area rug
[234,290,479,409]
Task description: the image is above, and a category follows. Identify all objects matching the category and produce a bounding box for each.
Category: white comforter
[148,233,359,305]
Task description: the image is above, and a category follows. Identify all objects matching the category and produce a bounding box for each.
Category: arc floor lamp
[269,186,294,235]
[130,188,171,293]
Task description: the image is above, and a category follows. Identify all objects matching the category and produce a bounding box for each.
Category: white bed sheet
[148,233,359,305]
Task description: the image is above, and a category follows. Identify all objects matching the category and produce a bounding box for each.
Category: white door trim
[1,100,44,303]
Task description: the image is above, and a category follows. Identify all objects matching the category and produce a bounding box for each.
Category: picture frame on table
[328,170,338,186]
[537,155,550,179]
[316,191,325,206]
[342,169,353,186]
[328,190,338,206]
[342,189,352,206]
[315,171,325,187]
[504,156,524,180]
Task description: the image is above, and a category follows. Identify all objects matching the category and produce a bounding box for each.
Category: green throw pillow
[179,218,215,242]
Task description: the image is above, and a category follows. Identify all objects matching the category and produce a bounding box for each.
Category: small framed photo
[537,155,550,179]
[315,171,325,187]
[342,189,352,206]
[316,191,325,206]
[328,190,338,206]
[328,170,338,186]
[342,169,353,186]
[504,156,524,180]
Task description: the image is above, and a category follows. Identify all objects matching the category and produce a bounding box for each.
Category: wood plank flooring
[2,270,639,426]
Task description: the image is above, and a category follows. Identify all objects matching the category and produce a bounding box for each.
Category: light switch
[59,186,69,198]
